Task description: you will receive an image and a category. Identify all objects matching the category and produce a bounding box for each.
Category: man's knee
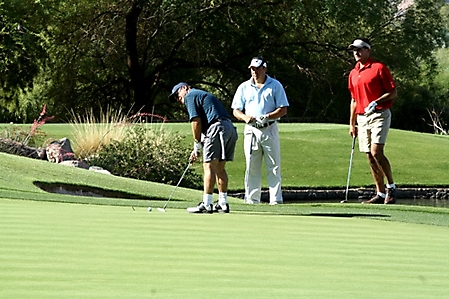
[371,150,385,162]
[370,143,384,158]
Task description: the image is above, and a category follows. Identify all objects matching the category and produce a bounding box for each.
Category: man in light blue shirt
[232,57,289,205]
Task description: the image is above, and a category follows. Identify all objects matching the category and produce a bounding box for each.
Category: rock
[59,160,89,169]
[45,138,76,163]
[89,166,112,175]
[44,138,91,169]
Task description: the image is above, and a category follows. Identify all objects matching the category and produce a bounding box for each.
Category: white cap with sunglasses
[348,39,371,49]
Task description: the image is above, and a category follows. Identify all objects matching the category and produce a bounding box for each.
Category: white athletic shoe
[213,202,230,213]
[269,201,282,205]
[187,202,213,214]
[245,199,260,204]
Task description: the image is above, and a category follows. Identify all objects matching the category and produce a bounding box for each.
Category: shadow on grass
[34,181,152,200]
[240,211,391,218]
[305,213,390,218]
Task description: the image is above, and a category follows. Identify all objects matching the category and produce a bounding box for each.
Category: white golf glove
[364,101,377,116]
[193,141,203,152]
[190,141,203,162]
[256,114,270,125]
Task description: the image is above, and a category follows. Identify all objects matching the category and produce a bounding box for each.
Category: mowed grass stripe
[1,199,448,299]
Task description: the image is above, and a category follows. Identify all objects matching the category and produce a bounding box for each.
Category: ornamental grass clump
[88,125,202,189]
[70,107,130,159]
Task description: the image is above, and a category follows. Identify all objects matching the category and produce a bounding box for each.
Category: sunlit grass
[2,122,449,298]
[39,122,449,189]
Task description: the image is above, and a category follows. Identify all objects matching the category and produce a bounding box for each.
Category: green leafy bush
[88,125,202,189]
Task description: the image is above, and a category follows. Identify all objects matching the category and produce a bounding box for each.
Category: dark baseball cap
[168,82,188,102]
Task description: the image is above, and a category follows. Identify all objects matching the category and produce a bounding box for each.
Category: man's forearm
[349,99,357,126]
[191,117,202,141]
[376,88,397,104]
[267,107,287,119]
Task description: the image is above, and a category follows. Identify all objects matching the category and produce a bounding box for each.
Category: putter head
[340,200,348,204]
[157,207,166,213]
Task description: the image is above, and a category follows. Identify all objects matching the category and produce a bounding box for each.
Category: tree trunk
[125,1,148,112]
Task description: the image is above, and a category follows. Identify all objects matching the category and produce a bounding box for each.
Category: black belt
[252,121,275,129]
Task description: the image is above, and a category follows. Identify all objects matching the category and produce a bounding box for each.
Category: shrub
[88,124,202,189]
[0,123,48,148]
[0,105,54,149]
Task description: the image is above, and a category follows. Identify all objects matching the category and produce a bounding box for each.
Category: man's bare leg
[371,143,394,185]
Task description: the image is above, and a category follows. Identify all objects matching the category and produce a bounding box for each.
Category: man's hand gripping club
[256,114,270,125]
[190,140,203,162]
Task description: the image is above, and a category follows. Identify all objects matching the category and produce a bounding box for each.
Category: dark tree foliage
[0,1,48,122]
[0,0,446,132]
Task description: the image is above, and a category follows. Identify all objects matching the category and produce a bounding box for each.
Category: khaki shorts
[357,109,391,153]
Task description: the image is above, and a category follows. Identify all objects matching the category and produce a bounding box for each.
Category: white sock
[203,194,213,206]
[387,183,396,189]
[377,192,386,198]
[218,192,227,205]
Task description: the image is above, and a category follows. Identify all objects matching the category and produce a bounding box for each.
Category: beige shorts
[357,109,391,153]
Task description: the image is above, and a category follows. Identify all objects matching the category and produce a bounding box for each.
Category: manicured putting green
[1,199,448,298]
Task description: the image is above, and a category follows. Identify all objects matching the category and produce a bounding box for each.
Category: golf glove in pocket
[364,101,377,116]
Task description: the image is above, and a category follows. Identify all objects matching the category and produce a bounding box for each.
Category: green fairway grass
[1,199,448,299]
[34,123,449,189]
[2,123,449,298]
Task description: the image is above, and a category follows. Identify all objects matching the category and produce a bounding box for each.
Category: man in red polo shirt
[348,38,397,204]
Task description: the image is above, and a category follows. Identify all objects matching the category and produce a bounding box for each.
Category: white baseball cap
[248,57,267,68]
[348,39,371,49]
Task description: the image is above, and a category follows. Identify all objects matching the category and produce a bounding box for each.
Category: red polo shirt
[348,57,396,114]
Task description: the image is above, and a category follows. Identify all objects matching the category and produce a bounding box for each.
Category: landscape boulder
[45,138,89,169]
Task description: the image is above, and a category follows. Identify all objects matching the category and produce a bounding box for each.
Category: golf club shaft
[163,162,191,209]
[345,136,356,201]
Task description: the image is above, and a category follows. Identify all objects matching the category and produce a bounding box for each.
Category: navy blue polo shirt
[184,88,230,133]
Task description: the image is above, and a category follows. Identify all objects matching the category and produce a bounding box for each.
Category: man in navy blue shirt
[169,83,238,213]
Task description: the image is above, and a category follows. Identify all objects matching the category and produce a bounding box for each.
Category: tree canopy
[0,0,447,132]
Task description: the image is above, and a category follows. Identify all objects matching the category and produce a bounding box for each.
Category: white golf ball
[147,207,152,212]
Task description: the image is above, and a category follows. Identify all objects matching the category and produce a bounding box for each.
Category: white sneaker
[213,202,230,213]
[245,199,260,204]
[269,201,282,205]
[187,202,213,214]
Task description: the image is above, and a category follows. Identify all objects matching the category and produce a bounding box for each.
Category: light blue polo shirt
[231,75,289,117]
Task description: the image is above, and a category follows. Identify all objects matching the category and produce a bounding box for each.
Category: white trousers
[243,123,283,204]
